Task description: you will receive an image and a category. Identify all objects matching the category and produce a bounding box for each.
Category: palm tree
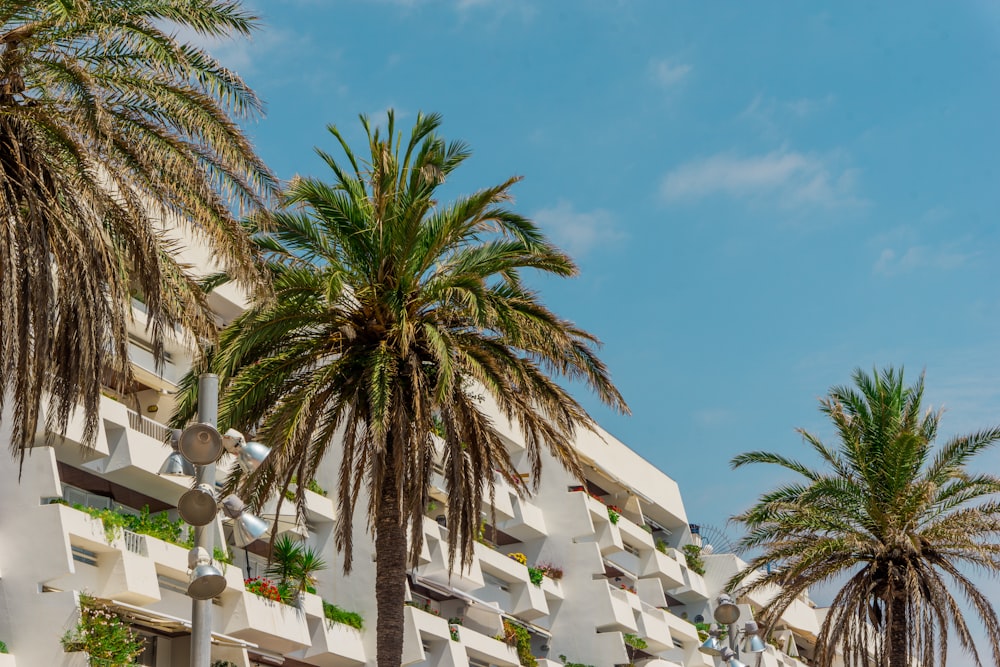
[730,367,1000,667]
[0,0,276,465]
[174,111,628,667]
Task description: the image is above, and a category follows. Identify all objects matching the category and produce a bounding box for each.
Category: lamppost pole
[191,373,218,667]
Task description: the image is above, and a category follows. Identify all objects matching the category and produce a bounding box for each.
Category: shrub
[607,507,620,524]
[61,595,145,664]
[527,567,544,586]
[0,641,6,653]
[655,538,668,555]
[682,544,706,575]
[623,633,647,650]
[323,601,364,629]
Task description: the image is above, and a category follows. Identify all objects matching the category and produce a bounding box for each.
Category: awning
[110,600,257,649]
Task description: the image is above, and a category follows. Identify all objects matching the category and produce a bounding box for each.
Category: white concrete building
[0,234,826,667]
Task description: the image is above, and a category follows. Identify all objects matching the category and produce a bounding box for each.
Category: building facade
[0,234,826,667]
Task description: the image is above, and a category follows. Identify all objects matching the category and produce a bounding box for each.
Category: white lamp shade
[232,512,270,547]
[237,441,271,472]
[159,451,195,477]
[178,423,223,465]
[745,634,767,654]
[698,634,723,656]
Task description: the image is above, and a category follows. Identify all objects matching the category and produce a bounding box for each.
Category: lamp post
[698,594,766,667]
[162,373,271,667]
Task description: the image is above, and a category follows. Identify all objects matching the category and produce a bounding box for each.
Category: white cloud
[649,58,692,87]
[533,200,625,259]
[873,245,975,276]
[172,25,295,75]
[660,149,864,210]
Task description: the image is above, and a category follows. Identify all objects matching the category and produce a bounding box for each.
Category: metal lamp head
[159,451,196,477]
[187,547,227,600]
[178,423,224,465]
[237,441,271,472]
[177,484,218,526]
[744,621,766,654]
[188,563,226,600]
[221,494,270,546]
[697,625,724,656]
[720,648,748,667]
[714,593,741,625]
[159,429,196,476]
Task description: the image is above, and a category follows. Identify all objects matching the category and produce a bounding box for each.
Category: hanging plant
[60,595,145,666]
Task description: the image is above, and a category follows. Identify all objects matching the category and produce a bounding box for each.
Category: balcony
[297,620,366,666]
[497,493,547,542]
[289,594,366,667]
[459,623,519,667]
[635,605,674,653]
[222,590,312,655]
[639,549,685,590]
[590,580,638,633]
[45,504,162,606]
[616,513,655,551]
[665,549,709,603]
[401,604,454,666]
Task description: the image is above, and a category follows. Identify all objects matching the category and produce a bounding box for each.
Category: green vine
[682,544,706,575]
[500,619,536,667]
[61,595,145,665]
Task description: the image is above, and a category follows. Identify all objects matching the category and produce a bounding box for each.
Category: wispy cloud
[649,58,693,86]
[870,219,977,276]
[173,26,296,75]
[533,200,625,259]
[873,245,976,276]
[660,149,864,210]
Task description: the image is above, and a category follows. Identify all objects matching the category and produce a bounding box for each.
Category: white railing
[126,408,172,443]
[121,529,148,556]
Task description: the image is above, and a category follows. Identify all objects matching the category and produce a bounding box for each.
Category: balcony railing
[120,529,148,557]
[125,408,171,443]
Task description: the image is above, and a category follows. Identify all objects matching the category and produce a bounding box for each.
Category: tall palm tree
[174,111,628,667]
[730,367,1000,667]
[0,0,276,465]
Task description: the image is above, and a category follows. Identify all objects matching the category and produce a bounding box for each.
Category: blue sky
[207,1,1000,541]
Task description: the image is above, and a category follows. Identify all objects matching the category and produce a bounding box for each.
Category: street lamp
[160,373,272,666]
[699,594,766,667]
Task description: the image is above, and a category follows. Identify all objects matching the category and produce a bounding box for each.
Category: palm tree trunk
[888,593,908,667]
[375,474,408,667]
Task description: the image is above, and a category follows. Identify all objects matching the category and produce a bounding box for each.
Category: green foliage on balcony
[559,656,595,667]
[53,500,190,546]
[323,601,364,630]
[0,640,7,653]
[682,543,706,575]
